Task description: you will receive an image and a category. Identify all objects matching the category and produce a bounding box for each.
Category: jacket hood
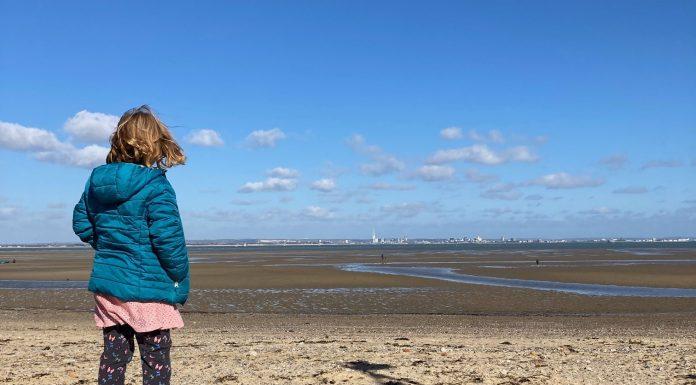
[89,163,164,205]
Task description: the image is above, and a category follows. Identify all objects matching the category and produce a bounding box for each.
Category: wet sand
[457,264,696,289]
[1,246,695,314]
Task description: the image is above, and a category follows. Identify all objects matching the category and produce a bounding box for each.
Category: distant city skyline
[1,1,695,243]
[1,234,694,247]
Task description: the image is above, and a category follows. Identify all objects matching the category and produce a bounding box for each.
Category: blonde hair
[107,105,186,169]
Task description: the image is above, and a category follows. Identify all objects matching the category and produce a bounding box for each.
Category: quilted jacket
[72,162,190,304]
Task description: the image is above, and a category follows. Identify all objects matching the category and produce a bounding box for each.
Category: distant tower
[372,228,378,244]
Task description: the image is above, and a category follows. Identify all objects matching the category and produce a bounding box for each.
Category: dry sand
[2,310,696,385]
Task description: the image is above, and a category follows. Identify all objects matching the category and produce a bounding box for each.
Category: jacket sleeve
[72,181,96,249]
[147,179,189,283]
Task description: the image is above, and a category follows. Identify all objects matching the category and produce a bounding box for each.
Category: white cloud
[0,121,108,168]
[63,110,119,143]
[530,172,604,189]
[415,165,455,181]
[35,144,109,168]
[267,167,300,178]
[347,134,405,176]
[505,146,539,162]
[311,178,336,192]
[428,144,505,165]
[468,129,504,143]
[0,121,65,151]
[186,129,224,147]
[428,144,539,165]
[480,183,522,200]
[239,167,301,193]
[0,206,19,220]
[440,127,463,140]
[641,159,683,170]
[612,186,648,194]
[303,205,335,219]
[360,155,405,176]
[488,130,504,143]
[245,128,286,148]
[238,177,297,193]
[368,182,415,191]
[346,134,379,154]
[579,206,619,216]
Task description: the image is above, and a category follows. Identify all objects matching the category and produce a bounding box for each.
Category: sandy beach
[1,245,696,384]
[2,310,696,385]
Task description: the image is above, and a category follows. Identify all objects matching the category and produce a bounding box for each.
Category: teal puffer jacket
[72,162,190,305]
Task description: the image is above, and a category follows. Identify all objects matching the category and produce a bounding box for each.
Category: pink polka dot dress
[94,293,184,333]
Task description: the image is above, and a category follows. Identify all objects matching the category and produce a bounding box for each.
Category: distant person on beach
[381,253,385,264]
[72,105,189,385]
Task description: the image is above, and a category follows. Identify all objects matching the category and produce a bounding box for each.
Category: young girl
[72,105,190,385]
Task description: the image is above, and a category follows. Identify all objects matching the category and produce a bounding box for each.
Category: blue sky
[1,1,695,243]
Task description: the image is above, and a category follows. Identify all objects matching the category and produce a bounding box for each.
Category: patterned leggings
[99,324,172,385]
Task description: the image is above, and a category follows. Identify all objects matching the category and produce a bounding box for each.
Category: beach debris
[498,376,532,384]
[214,374,238,383]
[678,374,696,385]
[296,339,338,344]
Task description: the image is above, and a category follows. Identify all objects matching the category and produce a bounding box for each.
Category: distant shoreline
[2,239,696,249]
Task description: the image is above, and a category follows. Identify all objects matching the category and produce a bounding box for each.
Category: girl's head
[107,105,186,169]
